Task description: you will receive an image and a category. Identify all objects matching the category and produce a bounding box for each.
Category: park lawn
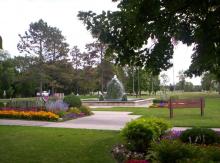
[93,97,220,128]
[0,126,121,163]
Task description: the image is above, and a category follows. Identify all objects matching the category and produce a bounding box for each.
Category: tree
[78,0,220,93]
[201,72,219,92]
[160,73,169,95]
[177,70,186,91]
[0,35,2,49]
[45,26,69,62]
[0,55,16,98]
[17,19,69,92]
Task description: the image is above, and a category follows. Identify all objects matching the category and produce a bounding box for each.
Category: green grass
[0,126,121,163]
[93,93,220,128]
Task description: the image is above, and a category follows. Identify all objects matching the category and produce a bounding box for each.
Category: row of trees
[0,20,162,98]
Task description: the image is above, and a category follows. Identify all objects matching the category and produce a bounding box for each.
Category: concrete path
[1,111,220,131]
[0,111,141,130]
[172,127,220,132]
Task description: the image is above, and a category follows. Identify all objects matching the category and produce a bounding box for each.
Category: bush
[6,99,44,110]
[63,94,82,108]
[121,118,171,153]
[79,105,92,115]
[152,99,167,104]
[99,94,104,101]
[0,102,5,108]
[122,94,127,101]
[148,140,220,163]
[148,140,199,163]
[111,144,146,163]
[68,107,81,114]
[143,118,171,138]
[179,128,220,145]
[45,100,68,113]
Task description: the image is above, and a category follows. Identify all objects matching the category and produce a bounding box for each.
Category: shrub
[179,128,220,145]
[57,111,66,117]
[148,140,199,163]
[0,102,5,108]
[148,140,220,163]
[121,118,171,153]
[111,144,146,163]
[7,99,44,110]
[79,105,92,115]
[204,146,220,162]
[68,107,81,114]
[99,94,104,101]
[152,99,167,104]
[45,100,68,113]
[63,94,81,108]
[143,118,171,138]
[122,94,127,101]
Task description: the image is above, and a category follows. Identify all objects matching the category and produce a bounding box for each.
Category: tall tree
[201,72,219,92]
[78,0,220,93]
[17,19,69,93]
[177,70,186,91]
[0,35,2,49]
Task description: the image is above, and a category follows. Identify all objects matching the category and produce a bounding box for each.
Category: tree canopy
[78,0,220,79]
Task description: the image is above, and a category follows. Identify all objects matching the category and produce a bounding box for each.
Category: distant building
[0,35,2,49]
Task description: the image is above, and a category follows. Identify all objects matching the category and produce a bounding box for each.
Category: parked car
[36,91,49,96]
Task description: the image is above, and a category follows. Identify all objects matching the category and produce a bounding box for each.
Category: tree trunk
[218,81,220,95]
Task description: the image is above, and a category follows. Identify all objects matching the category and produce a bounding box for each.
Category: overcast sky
[0,0,201,85]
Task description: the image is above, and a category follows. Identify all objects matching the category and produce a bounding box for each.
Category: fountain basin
[82,98,154,107]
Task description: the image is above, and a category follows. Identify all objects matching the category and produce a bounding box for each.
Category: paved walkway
[1,111,220,131]
[0,111,141,130]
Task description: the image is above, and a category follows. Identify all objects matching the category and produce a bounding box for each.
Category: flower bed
[112,119,220,163]
[0,107,45,112]
[0,110,59,121]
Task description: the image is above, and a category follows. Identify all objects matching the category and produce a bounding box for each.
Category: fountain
[82,75,154,107]
[101,75,126,101]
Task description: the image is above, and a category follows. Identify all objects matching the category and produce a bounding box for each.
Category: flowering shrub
[0,110,59,121]
[161,130,182,140]
[45,100,68,113]
[180,128,220,145]
[111,144,146,163]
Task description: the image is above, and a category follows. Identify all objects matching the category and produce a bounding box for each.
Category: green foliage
[179,128,220,145]
[68,107,81,114]
[7,99,44,109]
[148,140,220,163]
[121,94,127,101]
[57,111,66,117]
[99,94,104,101]
[148,140,199,163]
[63,94,82,108]
[79,105,93,115]
[0,102,4,108]
[121,118,171,152]
[78,0,220,85]
[153,99,167,104]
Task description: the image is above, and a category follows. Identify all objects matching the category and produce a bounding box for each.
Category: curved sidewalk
[1,111,220,131]
[0,111,140,130]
